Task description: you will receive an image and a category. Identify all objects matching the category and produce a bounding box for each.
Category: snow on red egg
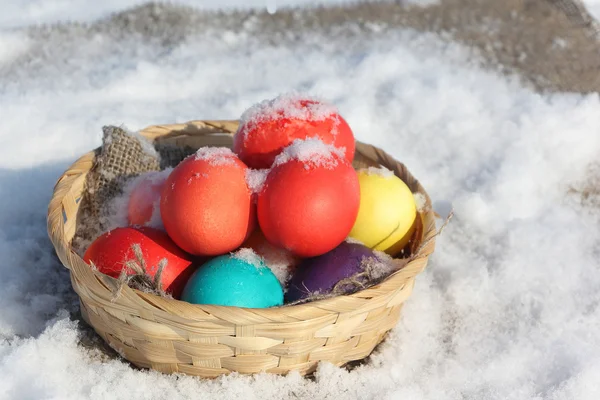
[160,147,256,256]
[233,94,355,169]
[83,226,196,298]
[257,138,360,258]
[127,169,171,227]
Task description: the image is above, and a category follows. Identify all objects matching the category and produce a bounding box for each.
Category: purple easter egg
[285,241,390,303]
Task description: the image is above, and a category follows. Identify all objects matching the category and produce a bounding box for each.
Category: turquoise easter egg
[181,250,283,308]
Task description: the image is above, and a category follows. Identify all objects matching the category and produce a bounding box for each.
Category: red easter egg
[127,170,170,226]
[160,147,256,256]
[257,139,360,257]
[233,95,355,169]
[83,226,196,298]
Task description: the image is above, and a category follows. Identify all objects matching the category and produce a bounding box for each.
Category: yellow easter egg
[349,168,417,255]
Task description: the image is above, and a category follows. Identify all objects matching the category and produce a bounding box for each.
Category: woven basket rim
[47,119,438,322]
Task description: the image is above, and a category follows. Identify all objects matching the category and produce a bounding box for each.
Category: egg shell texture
[181,255,283,308]
[285,242,380,302]
[349,171,417,256]
[160,151,256,256]
[83,226,195,298]
[257,157,360,258]
[233,96,355,169]
[127,170,170,226]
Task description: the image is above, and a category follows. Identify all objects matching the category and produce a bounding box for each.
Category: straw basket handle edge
[139,120,240,140]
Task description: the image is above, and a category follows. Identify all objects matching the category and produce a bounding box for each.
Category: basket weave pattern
[47,120,437,377]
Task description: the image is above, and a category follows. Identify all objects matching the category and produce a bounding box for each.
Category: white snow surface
[1,4,600,400]
[584,0,600,20]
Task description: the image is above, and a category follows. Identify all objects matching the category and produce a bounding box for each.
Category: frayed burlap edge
[72,126,161,254]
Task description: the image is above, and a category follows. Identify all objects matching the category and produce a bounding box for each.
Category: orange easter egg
[160,148,256,256]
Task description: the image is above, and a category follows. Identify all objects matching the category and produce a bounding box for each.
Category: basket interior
[49,121,435,320]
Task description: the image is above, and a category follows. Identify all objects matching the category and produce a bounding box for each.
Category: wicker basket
[47,120,437,377]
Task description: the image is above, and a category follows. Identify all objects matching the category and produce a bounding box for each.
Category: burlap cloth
[72,127,195,253]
